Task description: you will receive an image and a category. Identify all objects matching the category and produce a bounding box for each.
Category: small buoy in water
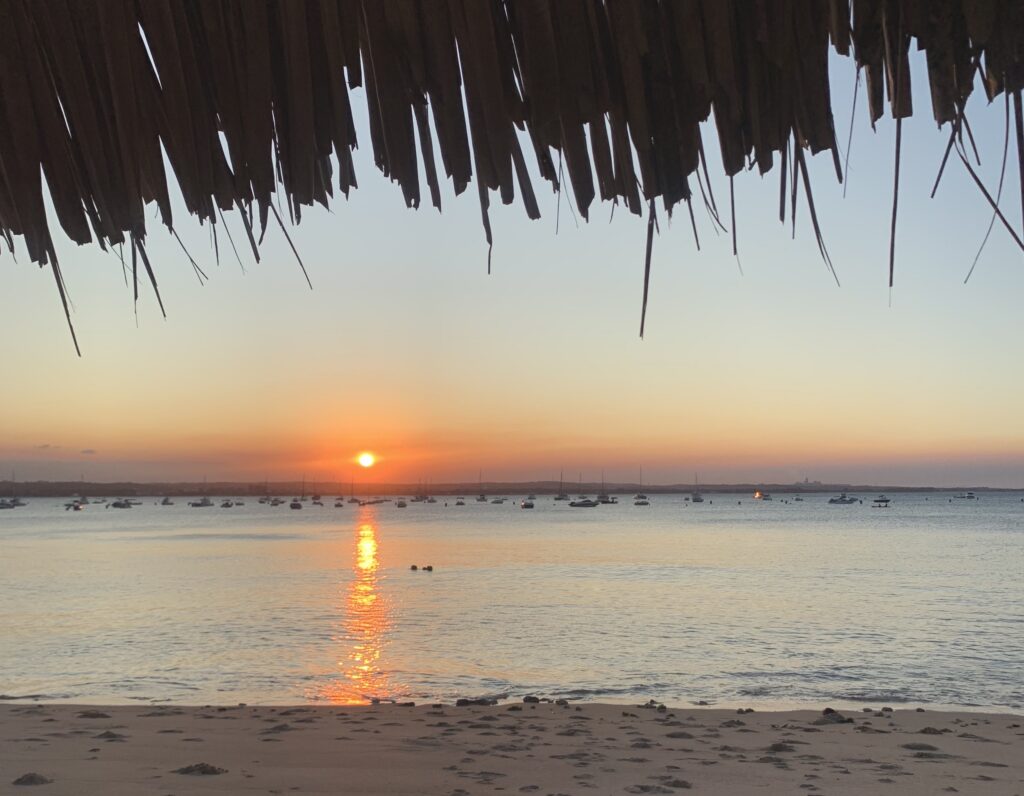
[410,565,418,571]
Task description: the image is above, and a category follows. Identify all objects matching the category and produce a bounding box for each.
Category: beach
[2,701,1021,794]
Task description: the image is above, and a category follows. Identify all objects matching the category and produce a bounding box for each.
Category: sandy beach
[2,701,1020,795]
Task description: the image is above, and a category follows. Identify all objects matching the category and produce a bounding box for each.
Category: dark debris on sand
[174,762,227,775]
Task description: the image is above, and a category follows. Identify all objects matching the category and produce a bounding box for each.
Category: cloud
[80,449,97,455]
[36,443,59,450]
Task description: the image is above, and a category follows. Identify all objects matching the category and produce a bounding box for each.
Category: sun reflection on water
[319,506,400,704]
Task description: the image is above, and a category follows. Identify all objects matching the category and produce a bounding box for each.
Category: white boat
[753,490,772,501]
[691,473,704,503]
[635,465,648,501]
[828,493,858,504]
[872,495,891,508]
[189,496,214,507]
[491,497,505,504]
[455,497,465,506]
[570,498,599,508]
[521,499,534,509]
[953,491,977,500]
[109,499,132,509]
[555,470,570,501]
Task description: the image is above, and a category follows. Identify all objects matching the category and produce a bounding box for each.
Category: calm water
[1,493,1022,710]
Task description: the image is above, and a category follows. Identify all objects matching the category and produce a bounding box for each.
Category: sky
[2,53,1023,488]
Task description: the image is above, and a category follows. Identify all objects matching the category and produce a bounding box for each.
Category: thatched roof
[1,1,1023,351]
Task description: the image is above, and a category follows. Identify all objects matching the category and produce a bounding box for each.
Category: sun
[357,452,376,468]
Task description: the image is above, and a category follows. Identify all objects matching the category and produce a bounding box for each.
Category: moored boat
[828,492,858,504]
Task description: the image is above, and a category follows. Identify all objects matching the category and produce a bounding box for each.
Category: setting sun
[358,452,376,468]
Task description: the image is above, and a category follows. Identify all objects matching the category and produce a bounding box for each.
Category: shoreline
[3,702,1020,794]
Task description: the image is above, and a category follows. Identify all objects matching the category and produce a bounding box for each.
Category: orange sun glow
[358,452,376,468]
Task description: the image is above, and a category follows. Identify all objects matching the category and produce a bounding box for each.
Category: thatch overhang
[0,0,1022,352]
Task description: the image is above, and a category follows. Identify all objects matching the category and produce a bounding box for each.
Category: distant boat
[455,497,465,506]
[953,491,977,500]
[828,493,857,505]
[290,499,302,510]
[0,499,13,510]
[220,500,234,508]
[521,499,535,509]
[491,497,505,504]
[189,496,214,508]
[570,498,599,508]
[396,500,407,508]
[793,496,804,502]
[555,470,569,501]
[872,495,891,508]
[109,499,132,509]
[160,497,174,506]
[635,465,648,501]
[753,490,772,501]
[597,470,611,503]
[692,473,704,503]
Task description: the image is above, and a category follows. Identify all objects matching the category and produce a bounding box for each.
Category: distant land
[0,480,1018,498]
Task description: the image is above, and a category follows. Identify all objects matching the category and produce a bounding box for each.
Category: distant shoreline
[1,480,1020,498]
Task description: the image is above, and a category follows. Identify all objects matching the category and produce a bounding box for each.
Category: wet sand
[1,702,1021,794]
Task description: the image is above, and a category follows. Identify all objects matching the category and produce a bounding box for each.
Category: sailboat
[634,466,649,506]
[7,470,26,507]
[554,470,569,501]
[290,476,305,509]
[691,473,704,503]
[476,470,487,502]
[634,466,648,501]
[597,470,613,503]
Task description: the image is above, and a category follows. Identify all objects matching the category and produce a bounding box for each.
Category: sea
[1,492,1022,711]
